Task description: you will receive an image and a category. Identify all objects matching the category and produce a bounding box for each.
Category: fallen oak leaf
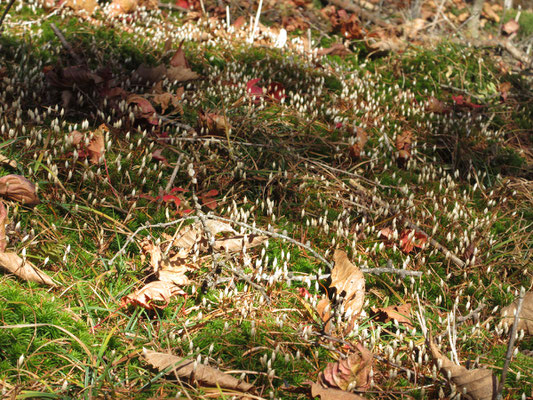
[348,128,368,159]
[399,229,427,254]
[319,342,373,391]
[310,382,367,400]
[428,338,494,400]
[212,234,268,253]
[370,303,413,328]
[127,94,159,125]
[0,252,57,287]
[122,281,184,310]
[144,349,253,391]
[500,291,533,335]
[0,175,39,206]
[330,250,365,321]
[395,130,412,166]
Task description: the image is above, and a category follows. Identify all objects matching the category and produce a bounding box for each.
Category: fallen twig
[0,0,16,33]
[50,23,84,65]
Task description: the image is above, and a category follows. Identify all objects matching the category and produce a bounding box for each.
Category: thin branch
[0,0,16,33]
[50,23,84,65]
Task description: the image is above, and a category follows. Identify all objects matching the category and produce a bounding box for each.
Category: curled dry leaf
[171,220,236,253]
[139,237,191,285]
[502,19,520,35]
[64,0,99,15]
[310,382,367,400]
[500,291,533,335]
[69,125,106,164]
[428,339,494,400]
[127,94,158,125]
[0,252,56,286]
[144,349,253,392]
[134,63,166,83]
[316,297,333,333]
[0,201,7,252]
[399,229,427,254]
[0,175,39,206]
[331,250,365,320]
[319,342,373,391]
[348,128,368,159]
[0,154,17,169]
[122,280,184,310]
[317,43,351,57]
[212,234,267,253]
[370,303,412,328]
[395,130,412,166]
[166,41,200,82]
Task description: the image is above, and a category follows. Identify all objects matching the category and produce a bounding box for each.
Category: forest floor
[0,0,532,398]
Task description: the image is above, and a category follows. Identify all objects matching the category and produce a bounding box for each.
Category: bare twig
[50,23,84,65]
[0,0,16,33]
[497,288,525,399]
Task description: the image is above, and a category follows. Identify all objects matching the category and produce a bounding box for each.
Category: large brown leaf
[331,250,365,319]
[500,291,533,335]
[0,175,39,206]
[144,350,253,392]
[122,281,184,310]
[0,252,56,287]
[428,339,494,400]
[311,382,366,400]
[370,303,413,328]
[319,342,373,390]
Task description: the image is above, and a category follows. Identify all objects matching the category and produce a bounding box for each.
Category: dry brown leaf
[320,343,373,391]
[69,126,106,164]
[310,382,367,400]
[171,221,236,252]
[482,2,500,22]
[0,175,39,206]
[395,130,412,166]
[213,234,267,253]
[139,238,191,284]
[0,154,17,169]
[65,0,99,14]
[500,291,533,335]
[144,349,254,392]
[428,339,494,400]
[0,252,56,286]
[331,250,365,319]
[122,281,184,310]
[316,297,332,333]
[503,19,520,35]
[316,43,351,57]
[165,65,200,83]
[348,129,368,159]
[370,303,412,328]
[135,64,166,83]
[0,201,7,252]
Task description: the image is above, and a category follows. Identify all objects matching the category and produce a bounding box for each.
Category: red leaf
[266,82,286,102]
[399,229,427,254]
[175,0,191,9]
[246,78,263,103]
[162,194,181,209]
